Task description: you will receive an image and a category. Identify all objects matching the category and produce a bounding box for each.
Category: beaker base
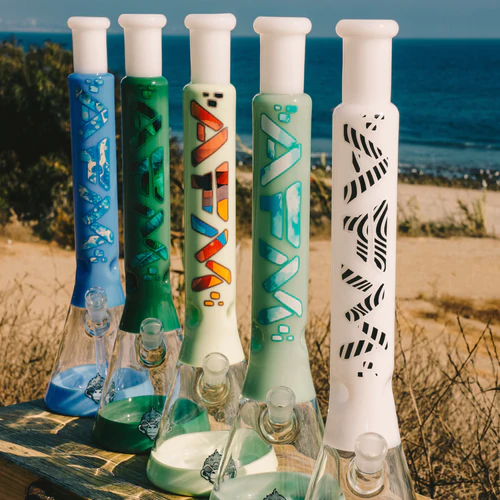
[45,364,103,417]
[93,394,166,453]
[212,471,311,500]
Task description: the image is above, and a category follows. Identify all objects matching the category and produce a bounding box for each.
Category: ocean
[4,33,500,180]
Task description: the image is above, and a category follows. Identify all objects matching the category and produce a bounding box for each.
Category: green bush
[0,39,184,248]
[0,39,73,241]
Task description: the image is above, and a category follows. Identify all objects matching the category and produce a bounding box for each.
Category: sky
[0,0,499,38]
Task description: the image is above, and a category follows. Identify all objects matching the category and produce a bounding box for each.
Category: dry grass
[0,279,498,499]
[0,280,65,406]
[398,196,490,238]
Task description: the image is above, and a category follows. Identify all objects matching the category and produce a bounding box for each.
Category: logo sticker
[200,449,237,484]
[263,489,286,500]
[138,407,162,440]
[84,373,105,403]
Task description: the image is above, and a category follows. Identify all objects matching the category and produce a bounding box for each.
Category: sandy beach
[0,182,498,379]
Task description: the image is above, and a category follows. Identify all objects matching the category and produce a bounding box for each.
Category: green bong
[210,17,336,500]
[147,14,246,496]
[92,14,182,454]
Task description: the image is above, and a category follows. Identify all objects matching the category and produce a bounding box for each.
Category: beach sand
[0,183,498,379]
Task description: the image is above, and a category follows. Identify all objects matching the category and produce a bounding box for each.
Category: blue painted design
[82,235,106,250]
[274,290,303,316]
[260,114,296,148]
[285,105,298,114]
[274,105,282,111]
[286,182,301,248]
[133,251,160,268]
[79,185,101,204]
[279,325,290,333]
[278,113,290,123]
[77,87,108,141]
[90,249,106,263]
[69,73,124,308]
[90,222,114,244]
[140,210,164,238]
[262,256,300,293]
[90,85,99,93]
[80,138,111,191]
[259,239,287,265]
[83,196,110,225]
[260,146,302,186]
[267,138,276,160]
[258,306,292,325]
[192,215,218,237]
[260,193,283,239]
[151,147,164,202]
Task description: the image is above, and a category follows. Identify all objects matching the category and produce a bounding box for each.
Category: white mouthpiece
[118,14,166,77]
[185,13,236,85]
[254,16,312,94]
[336,20,399,104]
[68,17,109,74]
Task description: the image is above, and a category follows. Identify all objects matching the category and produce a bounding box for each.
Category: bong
[210,17,326,500]
[92,14,182,454]
[45,17,124,417]
[306,20,416,500]
[147,14,247,496]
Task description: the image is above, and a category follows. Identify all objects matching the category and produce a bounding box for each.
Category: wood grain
[0,399,432,499]
[0,399,189,499]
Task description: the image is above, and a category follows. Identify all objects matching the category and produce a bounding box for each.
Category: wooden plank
[0,399,188,499]
[0,399,432,500]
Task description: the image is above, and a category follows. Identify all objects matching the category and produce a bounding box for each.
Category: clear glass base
[306,444,415,499]
[147,359,246,496]
[45,304,122,417]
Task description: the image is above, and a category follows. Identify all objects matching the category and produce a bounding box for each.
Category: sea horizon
[3,32,500,181]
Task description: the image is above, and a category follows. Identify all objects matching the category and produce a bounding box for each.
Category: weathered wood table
[0,400,431,500]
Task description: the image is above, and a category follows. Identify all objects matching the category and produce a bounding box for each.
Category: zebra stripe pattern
[344,124,383,160]
[359,321,389,350]
[373,200,388,272]
[341,265,373,292]
[339,339,374,359]
[343,124,389,204]
[343,213,369,262]
[345,284,385,322]
[358,360,376,377]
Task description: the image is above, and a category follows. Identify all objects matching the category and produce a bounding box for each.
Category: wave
[399,137,500,151]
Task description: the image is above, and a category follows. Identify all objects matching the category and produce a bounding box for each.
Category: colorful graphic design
[130,140,168,275]
[260,114,301,186]
[258,106,304,339]
[81,137,111,191]
[192,172,213,214]
[216,162,229,221]
[187,93,232,308]
[76,79,115,265]
[131,98,162,148]
[77,86,108,141]
[79,186,113,252]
